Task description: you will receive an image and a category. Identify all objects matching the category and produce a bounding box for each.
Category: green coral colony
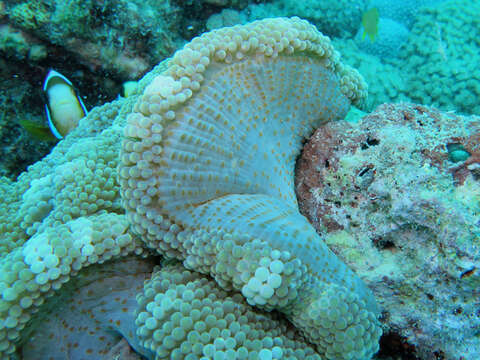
[0,17,384,359]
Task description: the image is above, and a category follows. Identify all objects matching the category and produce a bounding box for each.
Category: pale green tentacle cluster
[136,261,322,359]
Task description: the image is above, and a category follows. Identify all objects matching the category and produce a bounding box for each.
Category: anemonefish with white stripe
[43,69,87,139]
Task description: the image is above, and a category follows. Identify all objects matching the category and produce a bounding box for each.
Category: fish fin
[19,119,58,141]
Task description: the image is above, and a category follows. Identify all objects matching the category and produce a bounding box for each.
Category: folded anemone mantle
[120,17,381,359]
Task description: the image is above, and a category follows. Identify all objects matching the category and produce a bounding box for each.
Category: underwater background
[0,0,479,359]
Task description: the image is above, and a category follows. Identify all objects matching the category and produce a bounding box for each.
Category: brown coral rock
[295,103,480,360]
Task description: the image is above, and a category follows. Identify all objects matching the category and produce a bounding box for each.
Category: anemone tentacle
[120,17,380,359]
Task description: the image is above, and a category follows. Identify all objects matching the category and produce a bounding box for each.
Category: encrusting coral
[0,17,381,359]
[120,17,381,359]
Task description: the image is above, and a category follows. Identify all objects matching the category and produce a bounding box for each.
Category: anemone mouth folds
[119,17,365,239]
[147,55,350,223]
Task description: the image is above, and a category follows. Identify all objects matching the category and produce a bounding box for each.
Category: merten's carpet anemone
[120,17,381,359]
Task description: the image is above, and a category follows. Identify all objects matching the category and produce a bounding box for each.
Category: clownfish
[43,69,87,139]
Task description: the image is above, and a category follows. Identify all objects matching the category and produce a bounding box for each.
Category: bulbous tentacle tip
[291,281,382,360]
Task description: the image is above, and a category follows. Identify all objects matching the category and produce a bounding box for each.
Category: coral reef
[400,0,480,115]
[354,17,409,61]
[201,0,255,8]
[0,72,53,179]
[3,5,477,357]
[0,18,383,359]
[332,39,410,112]
[0,24,46,62]
[295,103,480,359]
[2,0,270,81]
[369,0,446,28]
[4,0,183,79]
[205,0,480,117]
[272,0,368,38]
[206,8,249,31]
[206,0,369,38]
